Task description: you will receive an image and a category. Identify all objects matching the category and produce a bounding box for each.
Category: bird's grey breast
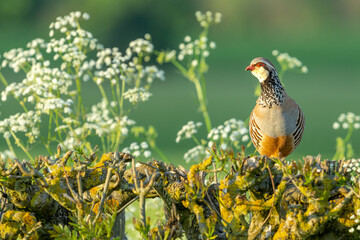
[253,98,299,137]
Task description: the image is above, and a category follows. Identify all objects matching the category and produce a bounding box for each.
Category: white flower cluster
[195,11,222,27]
[343,158,360,174]
[333,112,360,130]
[47,11,103,75]
[127,38,154,57]
[184,145,207,164]
[60,133,80,152]
[85,99,135,137]
[162,50,177,63]
[49,11,90,34]
[1,41,44,73]
[144,66,165,83]
[348,209,360,233]
[0,11,165,158]
[37,98,73,114]
[207,118,249,149]
[0,150,15,161]
[1,65,73,100]
[95,47,129,84]
[96,47,130,68]
[0,111,40,143]
[93,35,164,87]
[48,36,100,71]
[272,50,308,73]
[175,11,220,62]
[176,121,202,143]
[123,87,152,103]
[181,118,249,163]
[1,64,74,116]
[122,141,151,158]
[178,35,216,61]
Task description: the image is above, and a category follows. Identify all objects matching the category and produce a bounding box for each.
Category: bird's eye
[258,63,264,67]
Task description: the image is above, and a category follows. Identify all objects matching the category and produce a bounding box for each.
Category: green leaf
[156,52,165,65]
[346,142,354,159]
[333,137,345,160]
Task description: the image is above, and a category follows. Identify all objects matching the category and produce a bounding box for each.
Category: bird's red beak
[245,65,254,71]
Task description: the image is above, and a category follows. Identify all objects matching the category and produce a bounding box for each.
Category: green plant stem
[5,137,17,158]
[119,79,125,115]
[48,111,53,143]
[151,145,169,162]
[278,67,287,85]
[170,59,212,132]
[111,83,117,112]
[344,126,353,143]
[97,84,117,117]
[116,78,122,113]
[0,71,8,86]
[0,71,28,112]
[101,137,107,153]
[55,112,63,143]
[76,78,84,118]
[332,126,354,160]
[171,59,188,77]
[107,135,111,153]
[111,130,122,152]
[44,144,53,155]
[135,55,143,88]
[9,130,34,161]
[192,135,201,146]
[193,79,212,132]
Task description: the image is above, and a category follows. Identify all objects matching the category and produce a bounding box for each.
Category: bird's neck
[258,73,285,108]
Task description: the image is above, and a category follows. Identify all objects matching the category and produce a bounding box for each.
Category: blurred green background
[1,0,360,164]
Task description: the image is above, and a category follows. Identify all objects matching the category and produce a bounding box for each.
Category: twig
[92,164,114,225]
[116,196,140,215]
[77,171,83,199]
[248,161,276,240]
[213,162,218,184]
[132,158,158,228]
[13,158,48,187]
[23,222,42,240]
[205,190,225,225]
[330,189,355,214]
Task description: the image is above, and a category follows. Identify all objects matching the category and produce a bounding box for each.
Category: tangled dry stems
[0,147,360,240]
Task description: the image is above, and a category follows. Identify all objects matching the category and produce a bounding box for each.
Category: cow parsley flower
[195,11,222,27]
[184,145,208,164]
[36,98,73,114]
[0,111,41,143]
[0,11,169,159]
[176,15,218,63]
[333,112,360,130]
[180,118,249,163]
[176,121,202,143]
[0,150,15,160]
[273,51,308,73]
[208,118,249,149]
[122,141,152,159]
[85,99,135,138]
[127,38,154,56]
[123,87,152,103]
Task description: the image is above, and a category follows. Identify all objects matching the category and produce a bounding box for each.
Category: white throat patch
[251,67,269,83]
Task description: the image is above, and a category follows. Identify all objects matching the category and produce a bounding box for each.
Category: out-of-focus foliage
[1,1,360,161]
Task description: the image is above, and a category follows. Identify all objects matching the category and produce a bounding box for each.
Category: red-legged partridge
[245,57,305,158]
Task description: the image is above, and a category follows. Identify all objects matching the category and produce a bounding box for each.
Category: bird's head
[245,57,277,83]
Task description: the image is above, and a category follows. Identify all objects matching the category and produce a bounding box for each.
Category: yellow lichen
[0,211,39,240]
